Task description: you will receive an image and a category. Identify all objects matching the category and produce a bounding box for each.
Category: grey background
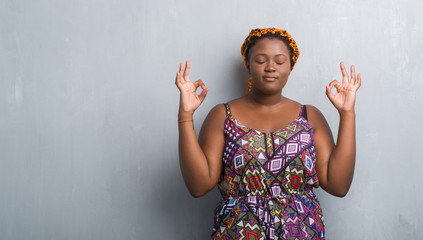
[1,0,422,239]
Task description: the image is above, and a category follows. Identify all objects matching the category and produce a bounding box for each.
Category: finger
[175,71,185,86]
[193,80,206,93]
[334,83,342,92]
[198,87,209,102]
[193,79,205,86]
[328,80,340,88]
[351,65,356,83]
[193,79,208,101]
[326,80,342,95]
[179,63,185,82]
[325,85,336,103]
[326,82,335,96]
[356,73,362,89]
[183,60,190,80]
[179,62,183,74]
[340,62,349,82]
[175,72,180,85]
[325,85,332,96]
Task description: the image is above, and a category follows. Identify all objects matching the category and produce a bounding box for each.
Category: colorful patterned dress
[211,104,325,240]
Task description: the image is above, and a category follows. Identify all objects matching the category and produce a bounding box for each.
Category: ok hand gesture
[175,61,209,115]
[326,62,362,114]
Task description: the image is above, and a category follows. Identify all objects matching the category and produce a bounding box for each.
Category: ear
[246,62,250,74]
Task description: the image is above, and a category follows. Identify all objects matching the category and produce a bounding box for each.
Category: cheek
[249,63,264,75]
[280,66,291,76]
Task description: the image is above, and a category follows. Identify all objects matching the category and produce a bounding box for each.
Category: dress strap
[223,103,232,116]
[301,105,308,121]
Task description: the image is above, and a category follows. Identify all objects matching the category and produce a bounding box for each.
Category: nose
[264,61,276,72]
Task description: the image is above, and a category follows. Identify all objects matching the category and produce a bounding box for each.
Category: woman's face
[247,38,292,95]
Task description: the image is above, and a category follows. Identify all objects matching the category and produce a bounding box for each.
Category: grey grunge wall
[1,0,422,239]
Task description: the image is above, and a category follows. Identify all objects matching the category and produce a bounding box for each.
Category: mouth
[263,76,277,81]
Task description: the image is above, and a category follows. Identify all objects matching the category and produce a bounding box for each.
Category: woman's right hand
[175,61,209,116]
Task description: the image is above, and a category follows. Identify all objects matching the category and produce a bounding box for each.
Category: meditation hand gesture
[326,62,362,114]
[175,61,209,115]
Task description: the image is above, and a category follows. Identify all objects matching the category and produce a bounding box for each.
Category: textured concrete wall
[1,0,422,239]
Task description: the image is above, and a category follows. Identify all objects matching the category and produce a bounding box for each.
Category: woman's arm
[175,61,225,197]
[310,62,361,197]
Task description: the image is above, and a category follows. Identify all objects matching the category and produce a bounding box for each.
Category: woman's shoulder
[303,104,329,130]
[304,104,320,114]
[204,96,248,120]
[203,97,250,123]
[304,104,324,118]
[210,96,247,114]
[207,104,226,118]
[204,101,232,123]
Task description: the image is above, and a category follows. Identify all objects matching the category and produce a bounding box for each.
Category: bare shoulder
[305,105,329,130]
[305,105,335,149]
[199,103,227,147]
[201,103,227,131]
[205,103,226,121]
[305,105,324,118]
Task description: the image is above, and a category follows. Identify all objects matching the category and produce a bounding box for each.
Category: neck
[248,91,285,107]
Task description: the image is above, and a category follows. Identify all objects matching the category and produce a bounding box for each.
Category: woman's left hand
[326,62,361,114]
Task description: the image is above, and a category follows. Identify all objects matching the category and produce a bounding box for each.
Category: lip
[263,76,278,81]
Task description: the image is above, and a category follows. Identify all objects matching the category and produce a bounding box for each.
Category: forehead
[250,38,289,56]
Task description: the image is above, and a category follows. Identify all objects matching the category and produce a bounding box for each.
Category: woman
[175,28,361,239]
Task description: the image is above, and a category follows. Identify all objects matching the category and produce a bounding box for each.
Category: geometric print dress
[211,104,325,240]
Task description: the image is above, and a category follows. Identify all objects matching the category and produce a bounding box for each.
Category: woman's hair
[241,28,300,93]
